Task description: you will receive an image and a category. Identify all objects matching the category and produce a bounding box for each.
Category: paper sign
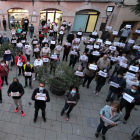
[51,41,55,44]
[23,32,26,34]
[25,20,28,23]
[126,25,131,28]
[119,43,125,47]
[113,31,118,35]
[12,32,15,35]
[25,45,29,49]
[60,31,63,34]
[51,55,57,59]
[133,45,140,50]
[106,26,112,30]
[36,60,42,65]
[110,81,119,88]
[123,93,134,103]
[52,23,55,25]
[129,65,139,72]
[135,30,140,33]
[102,116,114,124]
[97,39,103,43]
[78,32,82,35]
[110,57,117,62]
[43,49,49,53]
[76,71,83,77]
[5,50,11,54]
[92,51,100,56]
[49,30,53,33]
[71,51,77,55]
[56,46,62,51]
[126,72,135,79]
[128,39,135,44]
[94,45,99,49]
[60,26,64,30]
[82,37,87,41]
[25,72,32,76]
[87,45,93,50]
[105,41,111,45]
[89,64,97,70]
[42,39,48,43]
[17,61,23,66]
[80,55,88,61]
[34,48,39,52]
[63,22,66,25]
[99,70,107,77]
[73,46,79,49]
[43,58,49,62]
[120,62,128,68]
[92,31,97,35]
[109,46,116,51]
[113,42,120,46]
[33,41,38,44]
[36,93,46,101]
[90,38,95,42]
[21,40,25,43]
[117,56,127,62]
[11,92,19,97]
[68,23,71,26]
[75,38,80,42]
[12,40,16,43]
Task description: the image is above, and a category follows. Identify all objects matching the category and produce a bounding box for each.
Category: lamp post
[106,6,114,25]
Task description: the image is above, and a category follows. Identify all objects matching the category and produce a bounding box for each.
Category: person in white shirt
[54,43,62,58]
[25,43,32,61]
[41,43,50,57]
[53,23,59,38]
[33,56,43,80]
[16,41,23,52]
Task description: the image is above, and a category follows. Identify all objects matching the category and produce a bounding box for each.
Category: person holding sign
[58,29,64,45]
[7,78,25,117]
[39,32,45,47]
[24,17,29,31]
[41,43,50,57]
[29,24,34,39]
[32,36,38,57]
[67,32,74,43]
[67,22,72,35]
[42,23,49,36]
[53,23,59,38]
[106,73,126,102]
[54,43,62,58]
[31,83,50,123]
[120,85,140,124]
[1,33,9,44]
[16,40,23,52]
[25,43,32,61]
[50,37,56,55]
[76,28,83,39]
[48,28,54,41]
[95,102,122,140]
[89,30,99,40]
[21,32,27,46]
[119,26,131,43]
[109,30,118,42]
[34,44,40,59]
[62,42,71,61]
[11,35,17,48]
[79,52,88,70]
[61,86,80,121]
[23,60,34,89]
[126,77,139,89]
[11,27,16,36]
[83,61,97,88]
[42,53,50,66]
[15,51,26,76]
[101,28,110,43]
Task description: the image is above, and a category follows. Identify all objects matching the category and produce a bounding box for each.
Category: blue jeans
[30,32,34,39]
[107,90,117,102]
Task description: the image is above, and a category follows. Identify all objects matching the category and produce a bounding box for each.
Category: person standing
[1,33,9,44]
[53,23,59,38]
[61,86,80,121]
[95,102,122,140]
[67,22,72,35]
[0,33,3,46]
[0,77,2,103]
[21,18,25,29]
[42,24,48,36]
[23,60,34,89]
[24,17,29,31]
[62,42,71,61]
[67,32,74,43]
[31,36,38,57]
[120,85,140,124]
[58,29,64,45]
[0,60,9,86]
[41,19,46,27]
[2,18,6,31]
[119,26,131,43]
[29,24,34,39]
[101,29,110,43]
[31,82,50,123]
[7,77,25,116]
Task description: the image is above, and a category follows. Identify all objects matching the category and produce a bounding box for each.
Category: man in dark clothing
[120,85,140,124]
[2,18,6,31]
[29,24,34,39]
[7,77,25,116]
[106,73,126,102]
[101,29,110,42]
[67,33,74,43]
[31,83,50,123]
[24,17,29,31]
[62,43,71,61]
[41,19,46,27]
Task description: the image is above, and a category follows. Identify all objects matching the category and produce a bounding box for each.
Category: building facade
[0,0,139,37]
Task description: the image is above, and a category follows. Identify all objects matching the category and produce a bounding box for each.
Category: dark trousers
[58,38,63,45]
[97,118,113,135]
[119,36,127,43]
[18,66,24,75]
[0,90,2,100]
[69,60,76,68]
[54,32,57,38]
[96,81,105,92]
[107,90,117,102]
[25,76,32,86]
[3,25,6,31]
[62,102,74,115]
[63,53,69,61]
[25,25,28,31]
[26,54,30,61]
[111,67,118,77]
[83,74,94,87]
[1,76,8,85]
[120,103,133,120]
[34,106,46,119]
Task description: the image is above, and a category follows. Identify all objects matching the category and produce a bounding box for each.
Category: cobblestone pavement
[0,30,140,140]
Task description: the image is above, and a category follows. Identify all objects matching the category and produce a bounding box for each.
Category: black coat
[101,31,110,40]
[120,88,140,109]
[7,82,24,99]
[41,20,46,26]
[67,34,74,43]
[31,88,50,108]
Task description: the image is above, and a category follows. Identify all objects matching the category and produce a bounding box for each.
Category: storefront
[40,9,63,27]
[8,8,29,29]
[72,10,99,33]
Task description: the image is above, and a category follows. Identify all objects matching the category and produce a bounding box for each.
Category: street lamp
[106,6,114,25]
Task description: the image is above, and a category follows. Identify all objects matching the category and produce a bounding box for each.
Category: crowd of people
[0,18,140,140]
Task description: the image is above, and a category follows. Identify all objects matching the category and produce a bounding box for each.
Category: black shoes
[61,110,64,116]
[0,100,2,103]
[106,99,109,102]
[43,118,46,123]
[95,132,99,138]
[102,135,106,140]
[33,118,36,123]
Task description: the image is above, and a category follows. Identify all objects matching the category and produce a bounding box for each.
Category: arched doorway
[40,9,63,27]
[8,8,29,29]
[73,9,99,32]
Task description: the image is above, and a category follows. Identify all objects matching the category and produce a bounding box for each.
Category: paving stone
[119,123,132,134]
[86,117,98,128]
[95,96,105,104]
[2,95,10,103]
[107,131,119,140]
[2,111,13,122]
[16,136,28,140]
[80,108,91,117]
[51,120,62,132]
[0,132,6,140]
[85,95,96,103]
[71,107,81,116]
[46,110,57,120]
[92,103,102,110]
[75,100,84,108]
[11,113,22,123]
[1,103,12,111]
[117,132,131,140]
[130,116,140,125]
[34,127,46,140]
[0,110,4,120]
[90,109,100,118]
[27,107,34,117]
[46,102,52,110]
[41,119,52,130]
[5,133,17,140]
[0,120,5,131]
[2,122,15,133]
[30,117,41,128]
[56,132,68,140]
[68,134,93,140]
[83,126,96,138]
[77,116,88,126]
[62,122,72,134]
[21,115,32,126]
[52,103,63,112]
[83,101,93,110]
[23,125,35,138]
[72,124,84,136]
[12,123,24,136]
[45,130,57,140]
[56,112,67,122]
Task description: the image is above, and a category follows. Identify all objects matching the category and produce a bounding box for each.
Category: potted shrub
[36,62,81,96]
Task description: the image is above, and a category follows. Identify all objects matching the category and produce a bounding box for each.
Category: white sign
[92,51,100,56]
[109,46,116,51]
[102,116,114,125]
[25,72,32,76]
[51,41,55,44]
[36,93,46,101]
[119,43,125,47]
[128,39,135,44]
[25,20,28,23]
[89,64,97,70]
[129,65,139,72]
[23,32,26,34]
[76,71,83,77]
[80,55,88,61]
[97,39,103,43]
[94,45,99,49]
[25,45,29,49]
[12,40,16,43]
[99,70,107,77]
[33,41,38,44]
[73,46,79,49]
[68,23,71,26]
[43,49,48,53]
[135,30,140,33]
[82,37,87,41]
[52,23,55,25]
[63,22,66,25]
[110,57,117,62]
[56,46,62,51]
[87,45,93,50]
[71,51,77,55]
[21,40,25,43]
[43,58,49,62]
[106,26,112,30]
[51,55,57,59]
[17,60,23,66]
[125,72,135,79]
[75,38,80,42]
[126,25,131,28]
[113,42,120,46]
[78,32,82,35]
[5,50,11,54]
[117,56,127,62]
[123,93,134,103]
[133,45,140,50]
[60,26,65,30]
[110,81,119,88]
[60,31,63,34]
[120,62,128,68]
[49,30,53,33]
[90,38,95,42]
[92,31,97,35]
[112,31,118,35]
[34,48,39,52]
[105,41,111,45]
[11,92,19,97]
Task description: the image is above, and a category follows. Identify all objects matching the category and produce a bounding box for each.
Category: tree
[131,0,140,16]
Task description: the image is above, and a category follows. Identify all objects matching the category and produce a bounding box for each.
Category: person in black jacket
[61,86,80,121]
[67,32,74,43]
[106,73,126,102]
[24,17,29,31]
[101,29,110,43]
[2,18,6,31]
[120,85,140,124]
[29,24,34,39]
[31,83,50,123]
[7,77,25,116]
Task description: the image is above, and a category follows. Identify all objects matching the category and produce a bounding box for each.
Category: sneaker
[66,114,69,121]
[33,118,36,123]
[93,91,96,94]
[21,111,25,117]
[33,78,36,81]
[96,92,99,96]
[106,99,109,102]
[30,86,33,89]
[61,111,64,116]
[123,119,127,124]
[95,132,99,138]
[15,107,19,113]
[43,118,46,123]
[102,135,106,140]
